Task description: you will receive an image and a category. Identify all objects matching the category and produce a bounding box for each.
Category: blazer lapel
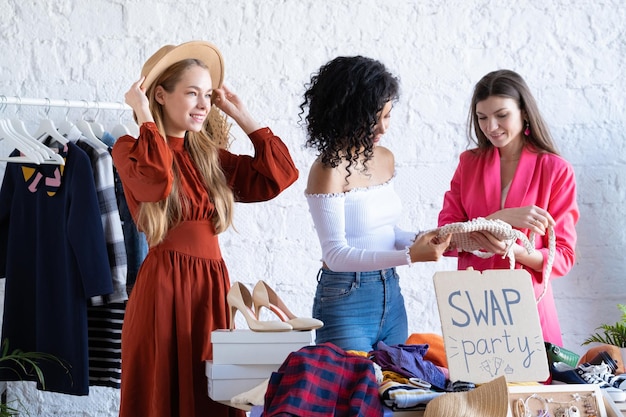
[504,146,538,209]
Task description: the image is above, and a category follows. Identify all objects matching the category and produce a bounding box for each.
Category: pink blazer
[438,146,579,346]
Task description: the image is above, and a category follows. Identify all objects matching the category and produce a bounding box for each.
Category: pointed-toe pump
[252,280,324,331]
[227,282,293,332]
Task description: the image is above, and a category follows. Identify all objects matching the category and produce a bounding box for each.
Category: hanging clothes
[100,130,148,296]
[0,139,113,395]
[62,125,128,390]
[69,125,128,304]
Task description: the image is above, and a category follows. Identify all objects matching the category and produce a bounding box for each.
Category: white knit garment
[305,178,415,272]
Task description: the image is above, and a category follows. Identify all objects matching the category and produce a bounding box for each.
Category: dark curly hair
[299,56,400,171]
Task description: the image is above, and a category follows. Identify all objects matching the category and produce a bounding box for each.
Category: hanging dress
[0,140,113,395]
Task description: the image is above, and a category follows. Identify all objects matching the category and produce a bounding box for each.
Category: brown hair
[467,69,559,155]
[137,59,234,246]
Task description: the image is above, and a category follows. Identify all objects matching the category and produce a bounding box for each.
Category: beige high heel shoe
[253,280,323,331]
[227,282,293,332]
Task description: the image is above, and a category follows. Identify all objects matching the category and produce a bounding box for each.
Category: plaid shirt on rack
[263,342,384,417]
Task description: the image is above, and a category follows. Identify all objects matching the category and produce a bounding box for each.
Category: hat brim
[141,41,224,91]
[423,376,509,417]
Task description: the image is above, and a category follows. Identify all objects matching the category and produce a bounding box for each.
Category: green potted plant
[582,304,626,347]
[0,339,65,417]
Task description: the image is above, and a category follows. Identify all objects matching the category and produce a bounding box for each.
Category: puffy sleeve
[306,193,411,272]
[219,127,298,202]
[111,122,174,216]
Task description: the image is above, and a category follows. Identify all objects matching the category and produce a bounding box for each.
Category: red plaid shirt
[263,343,384,416]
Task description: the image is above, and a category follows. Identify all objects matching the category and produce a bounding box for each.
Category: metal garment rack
[1,95,131,112]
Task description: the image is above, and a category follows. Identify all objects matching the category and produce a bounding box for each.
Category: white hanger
[57,101,76,136]
[76,102,108,150]
[11,118,64,165]
[89,103,105,139]
[0,119,44,164]
[110,123,131,140]
[0,97,62,165]
[126,121,139,138]
[91,121,105,139]
[110,109,134,140]
[32,100,68,145]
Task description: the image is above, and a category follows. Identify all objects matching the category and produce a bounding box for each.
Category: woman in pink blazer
[438,70,579,346]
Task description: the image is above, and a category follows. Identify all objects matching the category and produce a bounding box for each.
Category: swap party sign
[433,269,549,383]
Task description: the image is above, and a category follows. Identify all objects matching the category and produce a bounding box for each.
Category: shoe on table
[579,360,626,391]
[551,362,626,403]
[580,350,619,374]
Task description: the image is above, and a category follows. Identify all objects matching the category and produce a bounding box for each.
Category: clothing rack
[1,95,131,112]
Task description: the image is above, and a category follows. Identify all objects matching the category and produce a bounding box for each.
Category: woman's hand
[409,231,452,263]
[469,231,510,255]
[124,76,153,125]
[212,85,261,134]
[469,230,545,271]
[487,205,555,236]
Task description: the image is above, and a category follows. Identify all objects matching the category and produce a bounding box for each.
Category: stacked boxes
[206,329,315,401]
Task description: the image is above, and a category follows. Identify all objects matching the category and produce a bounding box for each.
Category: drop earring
[524,121,531,136]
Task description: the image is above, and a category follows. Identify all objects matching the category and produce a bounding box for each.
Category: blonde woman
[112,41,298,417]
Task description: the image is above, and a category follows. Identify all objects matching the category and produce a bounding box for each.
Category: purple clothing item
[370,341,447,390]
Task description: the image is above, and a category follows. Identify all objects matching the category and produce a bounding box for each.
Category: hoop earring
[524,120,531,136]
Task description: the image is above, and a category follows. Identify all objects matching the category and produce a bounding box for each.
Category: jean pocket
[318,277,354,302]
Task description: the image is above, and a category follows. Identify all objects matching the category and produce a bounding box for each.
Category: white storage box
[211,329,315,365]
[205,361,277,401]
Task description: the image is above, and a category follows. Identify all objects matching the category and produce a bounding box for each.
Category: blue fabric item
[312,267,408,352]
[370,341,448,391]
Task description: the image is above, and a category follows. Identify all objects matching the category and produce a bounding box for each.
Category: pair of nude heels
[227,280,323,332]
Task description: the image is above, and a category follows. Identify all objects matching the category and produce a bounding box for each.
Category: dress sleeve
[111,122,174,212]
[306,194,411,272]
[219,127,298,202]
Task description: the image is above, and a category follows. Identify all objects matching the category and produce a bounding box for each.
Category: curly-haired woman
[300,56,450,352]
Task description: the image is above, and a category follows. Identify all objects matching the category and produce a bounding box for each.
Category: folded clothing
[370,340,448,390]
[379,380,444,410]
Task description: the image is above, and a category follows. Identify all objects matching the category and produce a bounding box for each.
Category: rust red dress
[112,123,298,417]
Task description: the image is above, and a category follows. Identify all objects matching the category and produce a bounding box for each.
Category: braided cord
[436,218,555,304]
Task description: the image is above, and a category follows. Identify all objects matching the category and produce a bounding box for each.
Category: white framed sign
[433,268,549,383]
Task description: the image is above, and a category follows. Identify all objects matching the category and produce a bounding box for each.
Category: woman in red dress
[112,41,298,417]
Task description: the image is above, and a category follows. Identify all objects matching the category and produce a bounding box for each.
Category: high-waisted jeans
[312,267,408,352]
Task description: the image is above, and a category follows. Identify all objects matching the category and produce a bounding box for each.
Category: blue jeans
[312,267,408,352]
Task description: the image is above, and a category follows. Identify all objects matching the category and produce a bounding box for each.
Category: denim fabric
[312,267,408,352]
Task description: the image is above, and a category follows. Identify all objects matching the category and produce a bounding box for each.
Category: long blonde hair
[137,59,234,246]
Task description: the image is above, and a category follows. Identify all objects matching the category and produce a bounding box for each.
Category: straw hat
[140,40,224,91]
[423,376,509,417]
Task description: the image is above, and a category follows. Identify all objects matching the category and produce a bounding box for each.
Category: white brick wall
[0,0,624,415]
